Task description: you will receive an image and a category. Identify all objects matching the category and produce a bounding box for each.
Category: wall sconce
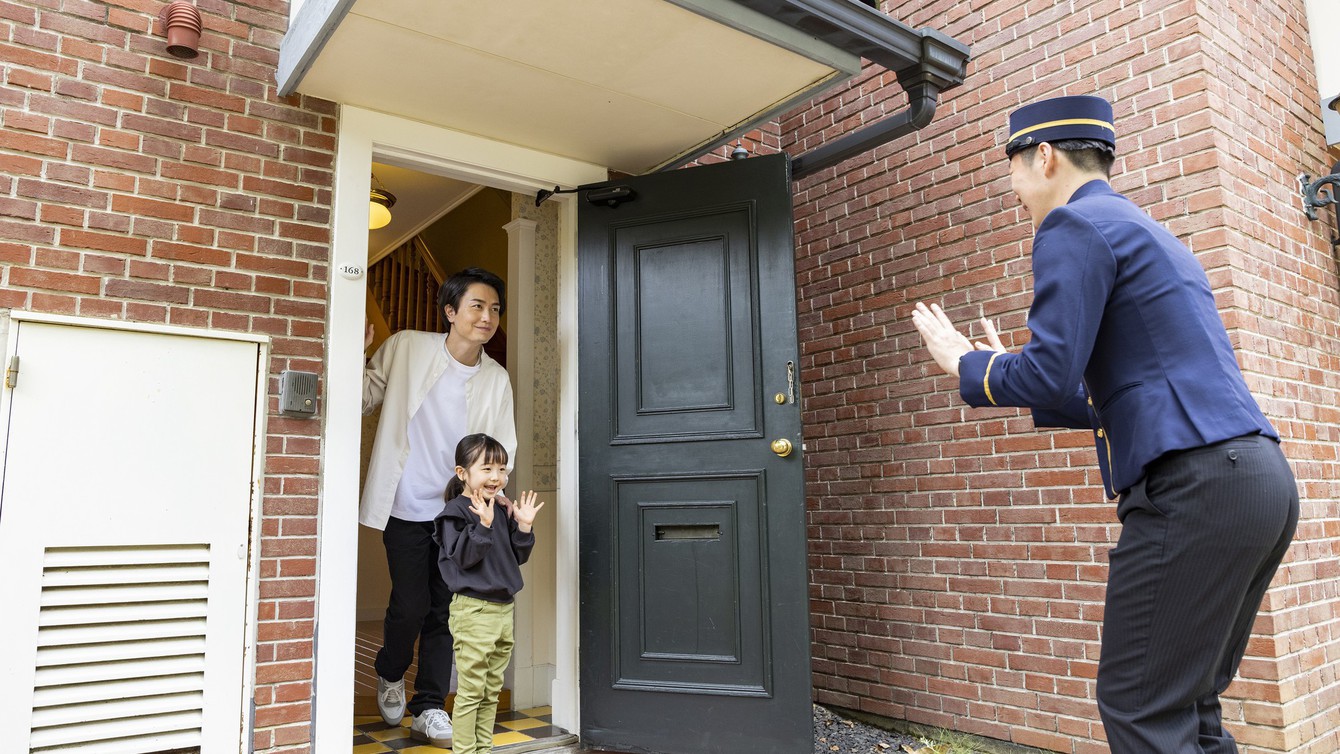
[369,175,396,230]
[1298,160,1340,249]
[157,1,202,60]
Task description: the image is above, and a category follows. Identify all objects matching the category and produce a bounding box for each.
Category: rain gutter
[674,0,971,178]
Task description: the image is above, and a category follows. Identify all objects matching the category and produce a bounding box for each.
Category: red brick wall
[785,0,1340,751]
[0,1,331,751]
[1198,0,1340,746]
[688,121,782,166]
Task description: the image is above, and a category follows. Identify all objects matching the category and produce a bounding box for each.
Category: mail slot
[654,524,721,541]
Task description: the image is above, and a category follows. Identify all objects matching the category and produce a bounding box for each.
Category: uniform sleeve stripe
[983,351,1002,406]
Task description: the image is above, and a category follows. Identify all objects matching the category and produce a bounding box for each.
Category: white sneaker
[410,707,453,748]
[376,676,405,726]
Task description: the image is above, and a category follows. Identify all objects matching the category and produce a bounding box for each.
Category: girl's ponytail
[445,475,464,501]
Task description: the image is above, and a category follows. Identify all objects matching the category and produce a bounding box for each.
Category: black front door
[578,153,809,753]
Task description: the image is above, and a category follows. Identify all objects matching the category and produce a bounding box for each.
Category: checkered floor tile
[353,706,571,752]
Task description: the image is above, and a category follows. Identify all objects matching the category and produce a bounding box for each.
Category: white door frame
[315,106,605,751]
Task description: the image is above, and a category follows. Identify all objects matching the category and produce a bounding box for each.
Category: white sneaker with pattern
[375,676,405,727]
[410,707,453,748]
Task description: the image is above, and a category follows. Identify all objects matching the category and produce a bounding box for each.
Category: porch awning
[278,0,969,175]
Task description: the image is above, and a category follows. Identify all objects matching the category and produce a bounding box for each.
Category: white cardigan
[360,330,517,530]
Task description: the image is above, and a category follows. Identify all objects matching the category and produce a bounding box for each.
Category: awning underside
[280,0,969,175]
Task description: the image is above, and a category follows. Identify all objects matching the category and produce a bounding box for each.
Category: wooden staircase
[366,235,506,365]
[366,236,447,350]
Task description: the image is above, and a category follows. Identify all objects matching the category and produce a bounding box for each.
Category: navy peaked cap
[1005,95,1116,157]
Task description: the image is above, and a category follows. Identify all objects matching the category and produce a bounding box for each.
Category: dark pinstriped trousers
[1097,434,1298,753]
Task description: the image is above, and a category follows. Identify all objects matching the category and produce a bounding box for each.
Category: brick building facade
[0,0,1335,753]
[791,1,1340,752]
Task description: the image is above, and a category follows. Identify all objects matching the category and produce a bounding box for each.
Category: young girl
[433,433,545,754]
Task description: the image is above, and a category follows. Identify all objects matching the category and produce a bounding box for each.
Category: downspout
[792,78,939,179]
[793,29,970,179]
[656,1,969,174]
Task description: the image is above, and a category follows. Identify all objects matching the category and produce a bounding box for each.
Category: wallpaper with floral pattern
[511,194,559,490]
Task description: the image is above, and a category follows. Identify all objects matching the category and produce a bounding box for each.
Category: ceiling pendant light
[369,174,396,230]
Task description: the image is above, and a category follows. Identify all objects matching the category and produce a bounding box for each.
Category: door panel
[579,153,809,753]
[612,210,760,441]
[615,473,766,693]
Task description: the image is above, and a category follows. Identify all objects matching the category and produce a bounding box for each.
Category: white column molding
[504,216,539,709]
[504,217,538,495]
[311,107,372,754]
[551,195,581,731]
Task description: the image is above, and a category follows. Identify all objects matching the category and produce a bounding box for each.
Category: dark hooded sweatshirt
[433,494,535,603]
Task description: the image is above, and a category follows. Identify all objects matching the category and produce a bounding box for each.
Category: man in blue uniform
[911,95,1298,753]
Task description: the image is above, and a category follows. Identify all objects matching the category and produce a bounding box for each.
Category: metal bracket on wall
[535,184,581,207]
[1298,161,1340,249]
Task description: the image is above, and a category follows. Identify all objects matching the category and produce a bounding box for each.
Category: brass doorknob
[770,438,793,457]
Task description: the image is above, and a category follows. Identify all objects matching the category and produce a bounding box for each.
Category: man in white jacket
[362,267,517,749]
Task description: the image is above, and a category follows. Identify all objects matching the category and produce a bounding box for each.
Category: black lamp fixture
[1298,160,1340,249]
[369,174,396,230]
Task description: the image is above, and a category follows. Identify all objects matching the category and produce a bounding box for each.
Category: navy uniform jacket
[958,180,1276,499]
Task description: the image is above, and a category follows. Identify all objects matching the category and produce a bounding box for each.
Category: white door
[0,318,262,753]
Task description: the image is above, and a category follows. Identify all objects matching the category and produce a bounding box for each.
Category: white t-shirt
[389,350,480,522]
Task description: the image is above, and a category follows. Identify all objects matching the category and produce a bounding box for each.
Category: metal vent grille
[30,545,210,753]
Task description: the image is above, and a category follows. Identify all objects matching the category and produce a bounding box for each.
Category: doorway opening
[351,162,568,748]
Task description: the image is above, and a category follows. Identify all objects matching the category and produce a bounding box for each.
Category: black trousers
[1097,434,1298,753]
[375,516,454,716]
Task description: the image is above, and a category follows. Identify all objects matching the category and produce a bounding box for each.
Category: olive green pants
[448,594,515,754]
